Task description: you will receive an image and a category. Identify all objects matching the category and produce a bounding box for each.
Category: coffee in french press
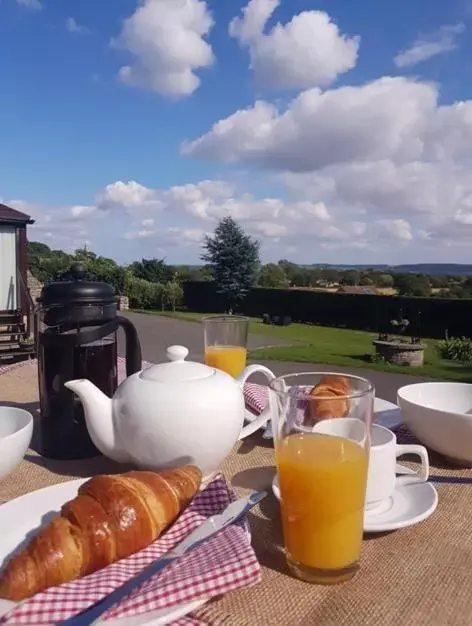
[36,264,142,460]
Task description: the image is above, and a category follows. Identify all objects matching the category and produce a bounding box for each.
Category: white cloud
[114,0,214,97]
[67,205,97,221]
[16,0,42,9]
[378,219,413,241]
[9,167,472,262]
[66,18,90,35]
[394,23,465,68]
[141,218,155,227]
[124,226,207,248]
[6,200,93,252]
[229,0,359,90]
[180,73,472,259]
[97,181,163,211]
[182,77,437,170]
[100,179,334,234]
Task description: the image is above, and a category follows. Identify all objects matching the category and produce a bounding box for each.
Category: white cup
[312,418,429,511]
[313,417,368,445]
[365,424,429,510]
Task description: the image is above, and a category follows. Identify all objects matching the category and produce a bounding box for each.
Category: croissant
[308,375,352,422]
[0,465,202,601]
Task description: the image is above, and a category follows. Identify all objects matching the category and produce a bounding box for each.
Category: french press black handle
[115,315,142,376]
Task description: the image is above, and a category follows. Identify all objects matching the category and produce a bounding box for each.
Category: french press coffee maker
[36,264,142,460]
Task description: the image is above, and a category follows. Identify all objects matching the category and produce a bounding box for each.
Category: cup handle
[236,365,276,440]
[395,444,429,487]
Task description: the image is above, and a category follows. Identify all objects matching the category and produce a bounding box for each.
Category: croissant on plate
[0,465,202,601]
[308,375,352,422]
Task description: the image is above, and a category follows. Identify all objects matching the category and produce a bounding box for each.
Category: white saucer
[364,468,438,533]
[272,465,438,533]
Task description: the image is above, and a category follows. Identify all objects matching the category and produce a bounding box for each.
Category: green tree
[376,273,394,288]
[202,216,260,312]
[340,270,361,286]
[27,241,73,283]
[258,263,290,288]
[320,268,340,285]
[130,258,173,283]
[164,277,184,311]
[277,260,301,284]
[171,264,214,282]
[86,256,127,295]
[429,275,449,289]
[394,273,431,297]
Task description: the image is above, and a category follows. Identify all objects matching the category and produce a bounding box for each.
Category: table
[1,362,472,625]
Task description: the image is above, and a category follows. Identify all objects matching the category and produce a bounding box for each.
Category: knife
[59,490,267,626]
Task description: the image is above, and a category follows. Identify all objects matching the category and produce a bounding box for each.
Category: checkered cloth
[0,475,261,625]
[244,382,269,415]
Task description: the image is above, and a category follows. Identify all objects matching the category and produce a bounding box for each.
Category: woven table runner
[1,361,472,625]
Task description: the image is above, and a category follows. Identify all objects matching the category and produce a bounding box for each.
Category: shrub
[436,335,472,363]
[163,281,184,312]
[124,276,165,310]
[123,275,184,311]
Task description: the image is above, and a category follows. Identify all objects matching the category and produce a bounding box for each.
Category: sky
[1,0,472,266]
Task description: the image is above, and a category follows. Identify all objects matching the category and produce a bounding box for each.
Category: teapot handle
[236,365,276,440]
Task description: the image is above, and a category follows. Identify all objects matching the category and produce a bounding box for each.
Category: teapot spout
[64,379,130,464]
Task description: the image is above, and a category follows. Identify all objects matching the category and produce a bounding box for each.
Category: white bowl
[0,407,33,480]
[397,382,472,465]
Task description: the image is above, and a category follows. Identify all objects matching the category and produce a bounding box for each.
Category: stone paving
[118,311,432,404]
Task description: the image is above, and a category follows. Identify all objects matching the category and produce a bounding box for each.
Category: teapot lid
[140,346,215,383]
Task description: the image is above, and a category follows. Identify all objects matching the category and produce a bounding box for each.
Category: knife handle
[60,555,176,626]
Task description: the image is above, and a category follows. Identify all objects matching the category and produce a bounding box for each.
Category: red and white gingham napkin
[0,475,261,625]
[243,382,268,415]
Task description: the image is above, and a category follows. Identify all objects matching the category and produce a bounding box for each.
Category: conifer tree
[202,216,260,312]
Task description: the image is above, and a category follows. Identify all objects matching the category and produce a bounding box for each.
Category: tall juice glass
[269,372,374,584]
[203,315,249,377]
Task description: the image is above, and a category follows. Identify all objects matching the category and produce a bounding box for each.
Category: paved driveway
[118,312,292,363]
[118,312,431,404]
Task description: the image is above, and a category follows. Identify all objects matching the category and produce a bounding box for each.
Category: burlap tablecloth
[1,362,472,626]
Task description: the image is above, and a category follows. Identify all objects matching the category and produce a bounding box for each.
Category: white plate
[272,465,438,533]
[0,480,207,625]
[373,397,403,430]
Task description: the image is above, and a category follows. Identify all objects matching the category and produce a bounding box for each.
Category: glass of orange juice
[203,315,249,377]
[269,372,374,585]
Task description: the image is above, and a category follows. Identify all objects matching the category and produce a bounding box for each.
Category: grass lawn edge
[131,309,470,383]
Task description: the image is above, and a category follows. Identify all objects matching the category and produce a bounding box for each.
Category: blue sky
[1,0,472,265]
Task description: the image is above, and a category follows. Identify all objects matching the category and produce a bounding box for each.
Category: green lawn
[134,310,472,382]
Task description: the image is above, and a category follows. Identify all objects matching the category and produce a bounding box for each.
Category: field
[135,310,471,383]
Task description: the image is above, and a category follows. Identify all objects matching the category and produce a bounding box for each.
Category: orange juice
[276,433,368,577]
[205,345,247,377]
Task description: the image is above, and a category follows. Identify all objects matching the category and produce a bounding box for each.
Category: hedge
[125,276,183,311]
[183,281,472,339]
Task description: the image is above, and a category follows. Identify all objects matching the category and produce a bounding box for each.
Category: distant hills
[181,262,472,277]
[306,264,472,276]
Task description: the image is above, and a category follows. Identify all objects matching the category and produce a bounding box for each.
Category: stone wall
[117,296,129,311]
[27,270,43,304]
[372,340,425,367]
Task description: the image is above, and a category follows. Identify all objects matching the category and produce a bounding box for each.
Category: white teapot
[65,345,275,478]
